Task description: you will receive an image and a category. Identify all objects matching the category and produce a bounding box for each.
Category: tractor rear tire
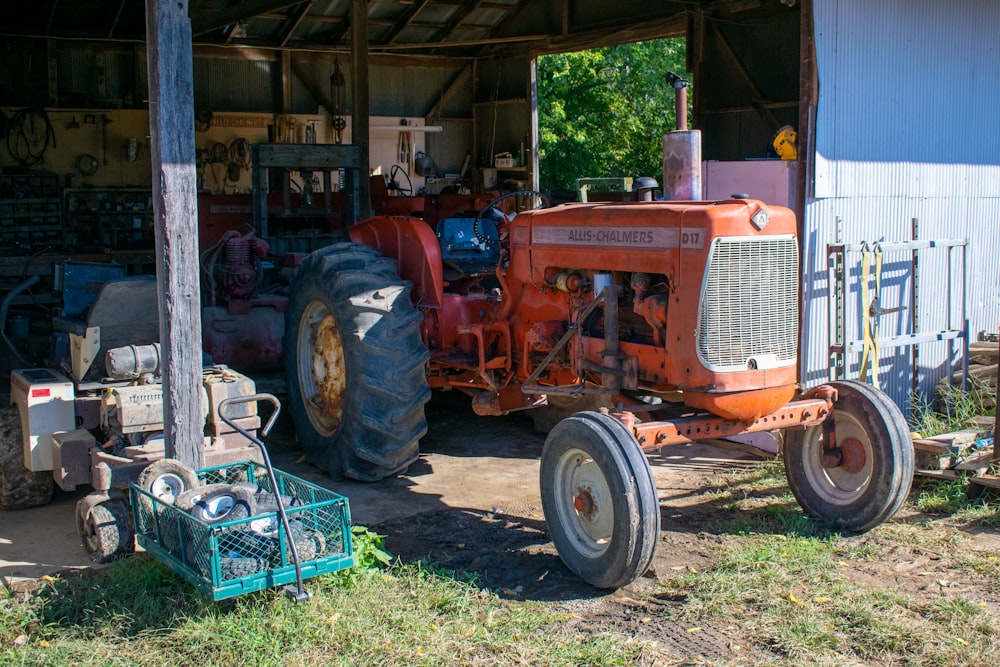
[0,406,54,510]
[540,411,660,588]
[784,381,914,532]
[285,242,431,481]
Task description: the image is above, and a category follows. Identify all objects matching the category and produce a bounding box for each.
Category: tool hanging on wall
[398,127,412,169]
[330,60,347,144]
[226,138,252,185]
[7,108,56,166]
[75,153,99,176]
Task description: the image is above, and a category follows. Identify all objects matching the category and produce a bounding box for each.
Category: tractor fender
[350,216,444,309]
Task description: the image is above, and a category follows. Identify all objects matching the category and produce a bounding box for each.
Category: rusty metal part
[573,487,595,516]
[311,313,346,432]
[629,397,831,450]
[632,293,668,345]
[837,437,868,474]
[455,322,511,391]
[521,287,610,396]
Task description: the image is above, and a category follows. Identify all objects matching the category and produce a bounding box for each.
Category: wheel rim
[199,494,236,520]
[297,299,347,437]
[552,446,614,558]
[802,412,874,505]
[149,473,186,504]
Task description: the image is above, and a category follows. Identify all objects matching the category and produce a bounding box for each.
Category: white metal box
[10,368,77,472]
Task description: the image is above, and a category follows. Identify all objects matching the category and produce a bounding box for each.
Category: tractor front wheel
[783,381,914,532]
[540,411,660,588]
[285,243,431,481]
[76,497,135,563]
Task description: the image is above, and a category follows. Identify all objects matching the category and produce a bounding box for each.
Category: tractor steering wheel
[473,189,550,243]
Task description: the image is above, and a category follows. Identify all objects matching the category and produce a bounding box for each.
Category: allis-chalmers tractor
[284,191,914,588]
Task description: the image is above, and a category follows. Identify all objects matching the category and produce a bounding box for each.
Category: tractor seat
[52,277,160,381]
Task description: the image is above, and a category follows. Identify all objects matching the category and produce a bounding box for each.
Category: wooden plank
[145,0,204,469]
[254,143,361,169]
[954,451,996,475]
[970,475,1000,490]
[915,469,962,481]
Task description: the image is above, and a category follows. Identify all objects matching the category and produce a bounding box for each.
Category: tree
[537,39,688,194]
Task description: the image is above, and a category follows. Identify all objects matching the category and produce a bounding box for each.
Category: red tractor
[283,190,914,588]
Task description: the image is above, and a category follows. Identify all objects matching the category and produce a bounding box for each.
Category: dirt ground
[3,390,999,664]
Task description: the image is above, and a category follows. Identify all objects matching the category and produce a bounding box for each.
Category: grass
[654,458,1000,666]
[1,533,646,667]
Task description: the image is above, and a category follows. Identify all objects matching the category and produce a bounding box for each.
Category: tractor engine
[200,230,285,372]
[495,197,801,423]
[205,230,270,302]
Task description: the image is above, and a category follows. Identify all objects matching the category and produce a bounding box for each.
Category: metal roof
[0,1,798,58]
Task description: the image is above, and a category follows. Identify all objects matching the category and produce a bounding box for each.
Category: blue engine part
[436,209,504,277]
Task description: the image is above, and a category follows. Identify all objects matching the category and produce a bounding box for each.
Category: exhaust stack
[662,72,702,200]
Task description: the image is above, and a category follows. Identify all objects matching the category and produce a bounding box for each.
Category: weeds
[909,375,995,438]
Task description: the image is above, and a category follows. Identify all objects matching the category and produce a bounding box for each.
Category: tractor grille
[697,236,799,371]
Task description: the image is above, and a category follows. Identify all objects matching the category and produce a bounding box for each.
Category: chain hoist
[330,60,347,144]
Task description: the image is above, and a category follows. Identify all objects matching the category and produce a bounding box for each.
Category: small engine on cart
[6,342,263,561]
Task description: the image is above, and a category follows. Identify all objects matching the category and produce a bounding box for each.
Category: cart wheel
[76,498,135,563]
[784,381,914,532]
[289,524,327,561]
[137,459,199,506]
[540,411,660,588]
[176,483,222,511]
[186,485,257,524]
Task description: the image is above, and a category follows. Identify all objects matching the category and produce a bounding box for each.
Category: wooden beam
[428,0,479,54]
[291,56,333,111]
[352,0,370,217]
[191,0,304,36]
[45,0,59,33]
[144,0,204,468]
[707,19,782,133]
[424,63,472,118]
[279,1,314,48]
[383,0,431,43]
[109,0,128,38]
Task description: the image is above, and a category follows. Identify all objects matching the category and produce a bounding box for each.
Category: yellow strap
[859,246,874,384]
[870,246,883,389]
[858,243,882,389]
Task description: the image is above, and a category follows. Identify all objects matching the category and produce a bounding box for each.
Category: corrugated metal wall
[804,0,1000,410]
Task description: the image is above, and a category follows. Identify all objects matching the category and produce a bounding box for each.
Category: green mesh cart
[131,394,353,601]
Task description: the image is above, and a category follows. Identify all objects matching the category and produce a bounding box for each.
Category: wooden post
[351,0,370,218]
[144,0,204,468]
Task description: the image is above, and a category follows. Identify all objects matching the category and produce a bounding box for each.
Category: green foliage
[350,525,393,570]
[537,39,687,192]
